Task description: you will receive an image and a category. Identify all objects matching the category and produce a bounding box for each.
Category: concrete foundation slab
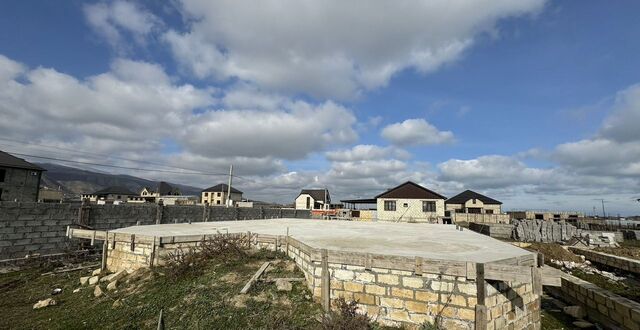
[111,218,530,263]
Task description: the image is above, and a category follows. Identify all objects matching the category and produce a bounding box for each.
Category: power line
[7,151,242,178]
[0,137,229,175]
[0,138,254,182]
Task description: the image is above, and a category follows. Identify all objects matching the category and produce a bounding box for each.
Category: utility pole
[226,164,233,207]
[600,199,606,218]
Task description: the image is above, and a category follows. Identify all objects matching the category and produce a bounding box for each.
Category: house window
[403,203,408,207]
[117,195,122,199]
[216,200,220,205]
[486,209,494,214]
[306,197,310,209]
[472,198,476,204]
[0,188,3,200]
[204,192,208,197]
[0,169,5,182]
[422,201,436,212]
[384,200,396,211]
[217,192,221,197]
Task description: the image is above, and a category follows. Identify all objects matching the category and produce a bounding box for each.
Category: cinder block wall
[0,202,310,260]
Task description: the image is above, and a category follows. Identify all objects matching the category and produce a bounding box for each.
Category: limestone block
[378,274,399,285]
[365,284,386,295]
[344,282,364,292]
[106,280,118,291]
[80,276,90,285]
[402,277,424,289]
[380,297,404,309]
[332,269,355,281]
[415,291,438,302]
[392,287,414,299]
[355,272,375,283]
[94,285,104,297]
[405,300,429,313]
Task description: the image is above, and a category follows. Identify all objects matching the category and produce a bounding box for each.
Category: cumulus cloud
[180,101,357,160]
[84,0,161,51]
[381,119,454,146]
[164,0,546,99]
[326,145,409,162]
[0,54,361,183]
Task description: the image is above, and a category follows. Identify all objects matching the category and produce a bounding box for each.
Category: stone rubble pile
[512,219,618,247]
[549,258,625,282]
[512,219,581,242]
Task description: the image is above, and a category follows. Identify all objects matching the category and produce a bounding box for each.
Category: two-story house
[201,183,243,205]
[295,189,331,210]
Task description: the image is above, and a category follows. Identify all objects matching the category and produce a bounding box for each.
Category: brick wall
[0,202,310,260]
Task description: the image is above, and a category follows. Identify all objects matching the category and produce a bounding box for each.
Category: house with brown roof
[445,190,502,215]
[0,150,45,202]
[295,189,330,210]
[375,181,446,222]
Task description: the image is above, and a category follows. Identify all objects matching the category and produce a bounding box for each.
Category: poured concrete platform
[111,218,530,263]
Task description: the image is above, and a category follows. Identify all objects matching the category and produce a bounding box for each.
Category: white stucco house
[295,189,330,210]
[375,181,446,222]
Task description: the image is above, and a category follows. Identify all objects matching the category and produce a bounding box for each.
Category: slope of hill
[37,163,204,197]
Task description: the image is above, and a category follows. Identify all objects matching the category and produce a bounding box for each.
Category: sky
[1,0,639,215]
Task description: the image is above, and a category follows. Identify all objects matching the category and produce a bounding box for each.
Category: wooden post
[321,249,330,311]
[78,199,91,226]
[537,252,544,268]
[285,227,290,255]
[156,200,164,224]
[101,231,108,271]
[475,263,487,330]
[130,234,136,251]
[90,230,96,246]
[149,236,157,267]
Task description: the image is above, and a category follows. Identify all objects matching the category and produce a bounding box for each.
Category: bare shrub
[320,298,373,330]
[200,234,248,262]
[162,234,250,280]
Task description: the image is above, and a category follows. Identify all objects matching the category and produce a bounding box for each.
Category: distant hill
[37,163,203,198]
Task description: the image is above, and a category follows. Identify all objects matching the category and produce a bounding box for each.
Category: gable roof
[202,183,242,194]
[298,189,330,203]
[375,181,446,200]
[0,150,45,171]
[93,186,137,196]
[445,190,502,205]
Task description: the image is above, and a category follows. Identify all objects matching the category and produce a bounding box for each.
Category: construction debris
[275,278,292,292]
[240,261,270,294]
[33,298,56,309]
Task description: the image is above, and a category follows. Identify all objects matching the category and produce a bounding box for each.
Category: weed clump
[162,234,249,280]
[320,298,373,330]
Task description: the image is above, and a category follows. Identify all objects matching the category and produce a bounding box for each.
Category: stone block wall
[468,223,513,240]
[0,202,310,260]
[569,247,640,276]
[79,229,541,329]
[484,280,540,329]
[551,273,640,329]
[0,202,78,259]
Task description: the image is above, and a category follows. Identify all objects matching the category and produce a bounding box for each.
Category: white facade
[295,193,330,210]
[445,200,502,214]
[376,198,445,222]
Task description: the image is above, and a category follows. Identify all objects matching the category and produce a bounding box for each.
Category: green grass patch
[570,269,640,303]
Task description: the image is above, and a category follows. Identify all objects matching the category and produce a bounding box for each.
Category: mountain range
[37,163,203,197]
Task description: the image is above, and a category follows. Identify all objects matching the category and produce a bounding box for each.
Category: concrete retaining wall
[468,223,513,240]
[0,202,310,260]
[548,273,640,329]
[569,247,640,276]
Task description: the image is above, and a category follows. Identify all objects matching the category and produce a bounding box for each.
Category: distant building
[375,181,446,222]
[38,187,63,203]
[508,210,584,221]
[508,210,583,221]
[0,150,45,202]
[202,183,243,205]
[295,189,331,210]
[445,190,502,215]
[130,181,182,204]
[81,186,137,204]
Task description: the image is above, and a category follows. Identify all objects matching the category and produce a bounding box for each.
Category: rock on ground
[92,268,102,276]
[94,285,104,298]
[88,276,100,285]
[33,298,56,309]
[80,276,90,285]
[275,279,292,292]
[107,280,118,291]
